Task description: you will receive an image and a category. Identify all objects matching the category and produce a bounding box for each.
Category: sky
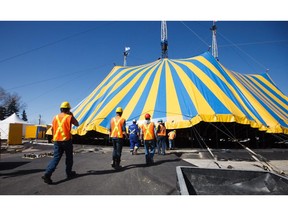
[0,2,288,126]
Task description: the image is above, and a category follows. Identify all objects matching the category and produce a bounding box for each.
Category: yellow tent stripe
[95,63,161,125]
[165,60,183,122]
[249,75,287,109]
[73,66,122,119]
[235,73,287,121]
[194,56,263,125]
[169,61,215,116]
[121,63,160,120]
[176,60,246,118]
[140,62,164,120]
[256,74,288,101]
[225,69,281,131]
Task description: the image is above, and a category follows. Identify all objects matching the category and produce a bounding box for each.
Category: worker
[128,119,140,155]
[109,106,126,169]
[140,113,156,165]
[168,130,176,150]
[156,119,166,155]
[42,101,79,184]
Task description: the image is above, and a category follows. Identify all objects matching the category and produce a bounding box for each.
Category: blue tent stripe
[201,53,267,124]
[236,74,286,115]
[175,59,231,115]
[99,66,156,128]
[167,61,198,119]
[72,52,287,135]
[251,75,287,108]
[153,62,167,119]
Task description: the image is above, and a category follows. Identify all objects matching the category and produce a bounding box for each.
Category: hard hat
[116,107,123,113]
[132,119,137,123]
[145,113,151,119]
[60,101,71,109]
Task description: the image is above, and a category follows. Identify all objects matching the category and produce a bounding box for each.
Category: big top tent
[71,52,288,136]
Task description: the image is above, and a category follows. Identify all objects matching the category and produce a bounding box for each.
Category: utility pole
[38,114,41,125]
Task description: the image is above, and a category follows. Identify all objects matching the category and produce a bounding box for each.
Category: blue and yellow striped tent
[71,52,288,136]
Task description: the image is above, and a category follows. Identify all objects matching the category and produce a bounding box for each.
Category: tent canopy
[71,52,288,136]
[0,113,29,139]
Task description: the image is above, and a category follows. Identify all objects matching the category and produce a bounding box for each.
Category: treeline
[0,87,27,121]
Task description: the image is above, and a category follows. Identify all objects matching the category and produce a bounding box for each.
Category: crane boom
[161,21,168,58]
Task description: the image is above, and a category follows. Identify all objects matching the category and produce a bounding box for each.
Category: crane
[210,21,219,60]
[161,21,168,58]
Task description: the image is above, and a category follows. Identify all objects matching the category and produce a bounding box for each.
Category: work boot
[67,171,77,179]
[115,159,121,168]
[111,158,117,168]
[42,174,52,184]
[133,147,138,155]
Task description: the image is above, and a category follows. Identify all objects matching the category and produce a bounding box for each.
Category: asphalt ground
[1,142,288,195]
[0,143,192,195]
[1,143,288,216]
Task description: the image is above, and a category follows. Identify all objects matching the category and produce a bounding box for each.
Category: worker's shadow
[51,169,118,185]
[52,158,182,185]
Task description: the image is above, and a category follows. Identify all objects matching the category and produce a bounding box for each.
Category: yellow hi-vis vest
[141,122,155,140]
[52,113,72,141]
[110,116,125,138]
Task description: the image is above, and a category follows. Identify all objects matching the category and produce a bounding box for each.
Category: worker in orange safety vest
[156,119,167,155]
[140,113,156,165]
[109,106,126,169]
[42,101,79,184]
[168,130,176,150]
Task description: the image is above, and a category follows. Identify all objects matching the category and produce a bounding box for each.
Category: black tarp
[176,166,288,195]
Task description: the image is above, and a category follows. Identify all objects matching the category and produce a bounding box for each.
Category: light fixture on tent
[161,21,168,58]
[123,47,130,66]
[210,21,219,61]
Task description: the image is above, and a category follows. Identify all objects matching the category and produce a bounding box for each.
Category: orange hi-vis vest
[168,131,176,140]
[141,122,155,140]
[110,116,125,138]
[157,124,166,136]
[52,113,73,141]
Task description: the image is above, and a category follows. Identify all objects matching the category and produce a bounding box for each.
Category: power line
[219,40,288,48]
[218,31,268,71]
[180,21,210,47]
[0,22,114,64]
[6,64,109,91]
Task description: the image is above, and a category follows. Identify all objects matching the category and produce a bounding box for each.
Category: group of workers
[110,107,176,168]
[42,102,176,184]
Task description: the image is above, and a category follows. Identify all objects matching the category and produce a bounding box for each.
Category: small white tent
[0,113,28,140]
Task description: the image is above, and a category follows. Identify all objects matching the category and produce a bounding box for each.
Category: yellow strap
[143,123,152,140]
[53,114,70,141]
[111,117,122,138]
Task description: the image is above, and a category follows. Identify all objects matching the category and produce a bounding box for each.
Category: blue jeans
[45,140,73,177]
[169,139,175,149]
[157,136,166,155]
[144,139,155,163]
[112,138,124,163]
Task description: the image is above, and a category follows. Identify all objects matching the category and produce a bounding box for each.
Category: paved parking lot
[1,143,288,195]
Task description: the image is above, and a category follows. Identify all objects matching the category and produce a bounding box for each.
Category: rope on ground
[209,122,286,176]
[192,126,221,169]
